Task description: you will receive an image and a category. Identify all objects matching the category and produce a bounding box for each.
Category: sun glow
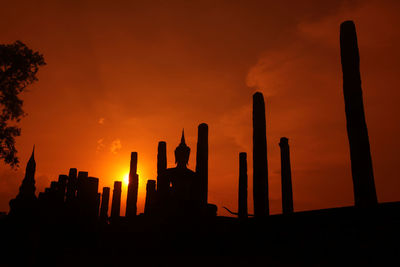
[123,172,129,185]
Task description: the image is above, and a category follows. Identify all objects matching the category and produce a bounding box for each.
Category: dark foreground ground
[1,202,400,266]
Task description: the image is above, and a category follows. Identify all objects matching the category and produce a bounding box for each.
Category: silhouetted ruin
[238,152,248,219]
[95,192,101,217]
[340,21,378,208]
[253,92,269,217]
[100,187,110,222]
[156,141,168,201]
[126,152,139,217]
[155,130,210,217]
[76,171,88,202]
[196,123,208,206]
[157,141,167,179]
[144,180,156,214]
[66,168,77,203]
[75,171,99,221]
[111,181,122,220]
[57,175,67,203]
[8,148,37,217]
[279,137,294,214]
[2,20,398,267]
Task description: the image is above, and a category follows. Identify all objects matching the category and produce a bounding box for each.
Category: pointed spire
[26,145,36,173]
[9,145,37,216]
[175,129,190,167]
[181,129,186,144]
[29,145,35,162]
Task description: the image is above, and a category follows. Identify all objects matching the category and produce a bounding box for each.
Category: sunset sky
[0,0,399,216]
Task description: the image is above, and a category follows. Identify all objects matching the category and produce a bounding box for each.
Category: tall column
[111,181,122,219]
[238,152,248,219]
[49,181,59,216]
[252,92,269,217]
[95,192,101,219]
[50,181,59,204]
[157,141,168,196]
[196,123,208,205]
[57,175,68,203]
[144,180,156,214]
[87,177,99,220]
[100,187,110,222]
[340,21,377,207]
[279,137,294,214]
[157,142,167,176]
[76,171,88,203]
[126,152,139,217]
[66,168,77,203]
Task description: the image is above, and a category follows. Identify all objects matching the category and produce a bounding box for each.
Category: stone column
[157,141,169,197]
[340,21,377,207]
[76,171,88,203]
[66,168,77,203]
[126,152,139,217]
[252,92,269,217]
[157,141,167,177]
[279,137,294,214]
[49,181,59,216]
[96,192,101,219]
[50,181,58,192]
[100,187,110,222]
[88,177,99,220]
[57,174,68,203]
[196,123,208,205]
[238,152,248,219]
[111,181,122,219]
[144,180,156,214]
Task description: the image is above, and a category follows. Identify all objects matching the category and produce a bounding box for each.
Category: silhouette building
[157,141,169,202]
[75,171,99,220]
[196,123,208,206]
[166,131,201,215]
[66,168,77,203]
[57,175,67,203]
[9,148,37,217]
[253,92,269,217]
[144,180,156,214]
[279,137,294,214]
[340,21,378,208]
[111,181,122,219]
[5,19,399,267]
[100,187,110,222]
[153,129,216,217]
[238,152,248,219]
[126,152,139,218]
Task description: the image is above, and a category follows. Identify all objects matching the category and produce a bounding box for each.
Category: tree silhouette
[0,41,45,167]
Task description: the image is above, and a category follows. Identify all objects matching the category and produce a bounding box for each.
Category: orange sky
[0,0,399,216]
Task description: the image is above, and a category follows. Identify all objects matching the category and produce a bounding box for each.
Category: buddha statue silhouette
[161,130,202,216]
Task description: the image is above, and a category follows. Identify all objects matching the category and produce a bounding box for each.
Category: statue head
[174,130,190,168]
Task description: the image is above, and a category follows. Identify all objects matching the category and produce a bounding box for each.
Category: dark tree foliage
[0,41,45,167]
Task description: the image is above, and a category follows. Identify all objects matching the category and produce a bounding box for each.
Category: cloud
[96,138,105,152]
[98,117,105,125]
[110,139,122,154]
